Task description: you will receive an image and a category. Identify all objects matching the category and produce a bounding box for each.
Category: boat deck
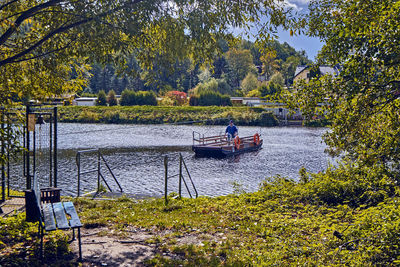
[192,132,263,157]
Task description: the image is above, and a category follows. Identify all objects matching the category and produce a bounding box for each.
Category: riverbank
[58,106,279,126]
[1,168,399,266]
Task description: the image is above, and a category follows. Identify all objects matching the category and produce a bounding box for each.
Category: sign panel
[28,114,36,132]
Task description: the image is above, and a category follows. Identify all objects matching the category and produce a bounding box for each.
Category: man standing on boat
[225,120,238,142]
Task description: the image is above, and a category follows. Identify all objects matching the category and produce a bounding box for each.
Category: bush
[107,90,118,106]
[120,90,157,106]
[136,91,157,106]
[163,91,187,106]
[96,90,107,106]
[189,96,199,106]
[196,91,232,106]
[120,90,136,106]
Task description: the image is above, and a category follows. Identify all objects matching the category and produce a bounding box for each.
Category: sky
[277,0,324,61]
[242,0,324,61]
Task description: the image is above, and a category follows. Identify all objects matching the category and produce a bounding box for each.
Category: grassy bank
[73,175,400,266]
[0,161,400,266]
[58,106,279,126]
[2,164,399,266]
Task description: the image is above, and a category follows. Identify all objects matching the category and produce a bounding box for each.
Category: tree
[260,50,280,80]
[289,0,400,172]
[0,0,302,165]
[270,72,284,87]
[96,90,107,106]
[241,73,259,96]
[0,0,301,106]
[107,90,118,106]
[191,78,233,96]
[225,48,255,88]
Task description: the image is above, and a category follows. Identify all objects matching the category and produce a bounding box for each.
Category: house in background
[72,97,97,106]
[293,65,340,83]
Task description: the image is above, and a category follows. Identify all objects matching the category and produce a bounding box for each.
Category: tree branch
[0,0,64,47]
[12,37,78,64]
[0,18,90,67]
[0,0,20,11]
[0,0,144,67]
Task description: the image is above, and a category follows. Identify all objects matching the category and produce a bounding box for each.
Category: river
[10,123,333,197]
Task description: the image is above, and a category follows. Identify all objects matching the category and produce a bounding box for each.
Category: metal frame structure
[0,105,58,202]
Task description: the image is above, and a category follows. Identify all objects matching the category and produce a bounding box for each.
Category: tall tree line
[84,39,310,95]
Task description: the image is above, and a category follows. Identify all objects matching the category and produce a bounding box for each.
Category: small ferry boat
[192,131,263,157]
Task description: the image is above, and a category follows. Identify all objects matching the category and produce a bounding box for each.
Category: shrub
[136,91,157,106]
[120,90,157,106]
[107,90,118,106]
[189,96,199,106]
[197,91,232,106]
[96,90,107,106]
[120,90,135,106]
[164,91,187,106]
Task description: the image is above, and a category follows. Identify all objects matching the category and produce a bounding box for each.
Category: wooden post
[164,156,168,205]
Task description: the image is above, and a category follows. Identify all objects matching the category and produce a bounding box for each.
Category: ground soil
[69,226,216,266]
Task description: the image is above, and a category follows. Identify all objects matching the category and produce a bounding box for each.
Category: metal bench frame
[27,181,82,261]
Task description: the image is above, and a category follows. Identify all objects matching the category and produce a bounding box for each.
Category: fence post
[179,154,182,199]
[97,150,100,192]
[1,110,5,203]
[164,155,168,205]
[26,104,31,189]
[77,153,81,197]
[53,106,57,187]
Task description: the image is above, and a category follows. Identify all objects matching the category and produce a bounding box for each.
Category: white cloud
[283,0,301,11]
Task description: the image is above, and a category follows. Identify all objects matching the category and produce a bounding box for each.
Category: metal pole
[53,107,57,187]
[179,153,182,198]
[164,156,168,205]
[26,105,31,189]
[1,111,5,202]
[77,153,80,197]
[7,116,10,198]
[97,150,100,192]
[49,114,53,187]
[33,130,36,186]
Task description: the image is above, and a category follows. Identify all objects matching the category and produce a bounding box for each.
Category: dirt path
[70,227,160,267]
[69,226,218,266]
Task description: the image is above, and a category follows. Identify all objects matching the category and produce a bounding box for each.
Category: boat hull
[192,140,263,157]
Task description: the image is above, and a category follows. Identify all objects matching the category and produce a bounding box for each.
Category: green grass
[71,176,400,266]
[0,213,73,266]
[58,106,279,126]
[2,165,399,266]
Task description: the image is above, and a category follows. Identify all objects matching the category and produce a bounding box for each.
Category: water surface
[10,123,332,197]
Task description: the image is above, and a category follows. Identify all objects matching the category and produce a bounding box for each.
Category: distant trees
[260,50,280,80]
[81,39,310,101]
[225,49,255,88]
[241,73,259,96]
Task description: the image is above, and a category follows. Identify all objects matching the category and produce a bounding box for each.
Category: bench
[25,180,82,261]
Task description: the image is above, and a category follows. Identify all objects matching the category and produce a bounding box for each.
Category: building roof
[75,97,97,101]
